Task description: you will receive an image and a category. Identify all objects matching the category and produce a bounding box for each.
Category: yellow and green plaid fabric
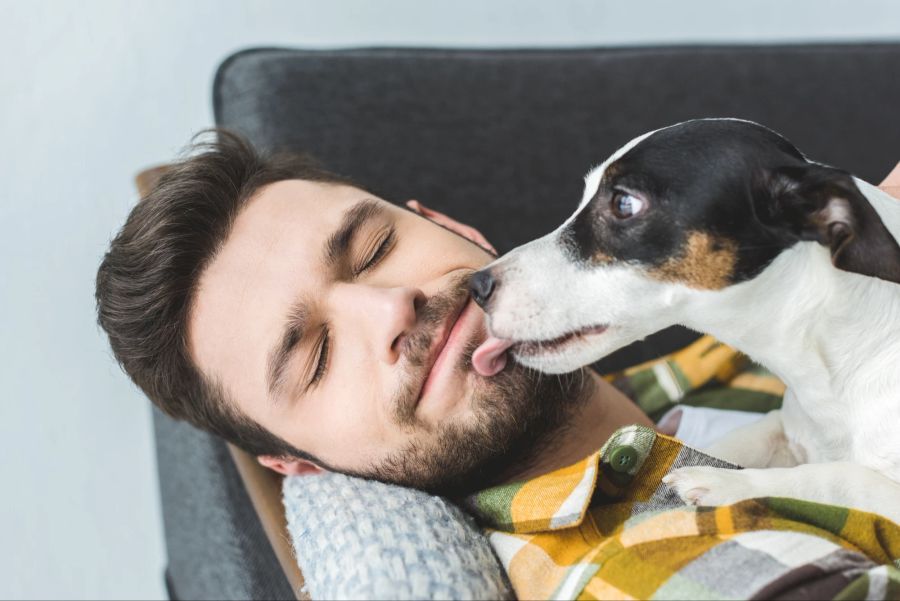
[605,334,785,421]
[466,335,900,600]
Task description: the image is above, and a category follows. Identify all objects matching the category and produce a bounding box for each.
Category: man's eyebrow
[266,199,385,401]
[322,199,385,270]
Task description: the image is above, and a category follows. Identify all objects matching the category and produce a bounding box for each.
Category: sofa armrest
[229,444,309,600]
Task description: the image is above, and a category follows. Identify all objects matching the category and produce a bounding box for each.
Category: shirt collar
[465,425,658,533]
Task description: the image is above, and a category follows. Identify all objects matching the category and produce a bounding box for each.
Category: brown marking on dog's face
[592,250,614,264]
[648,231,738,289]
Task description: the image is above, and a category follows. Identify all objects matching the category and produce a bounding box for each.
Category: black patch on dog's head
[561,119,900,288]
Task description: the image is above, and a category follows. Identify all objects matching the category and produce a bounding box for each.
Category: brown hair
[96,129,354,460]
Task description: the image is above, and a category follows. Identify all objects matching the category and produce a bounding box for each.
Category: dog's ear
[752,164,900,284]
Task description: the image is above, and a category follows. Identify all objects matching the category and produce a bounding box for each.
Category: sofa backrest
[215,45,900,251]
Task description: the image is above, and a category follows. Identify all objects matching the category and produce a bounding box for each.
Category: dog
[469,118,900,523]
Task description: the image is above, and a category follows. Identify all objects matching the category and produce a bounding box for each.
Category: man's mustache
[393,271,474,425]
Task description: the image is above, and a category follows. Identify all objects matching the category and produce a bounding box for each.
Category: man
[97,131,900,599]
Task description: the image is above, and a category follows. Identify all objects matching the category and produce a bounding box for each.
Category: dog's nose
[469,269,497,308]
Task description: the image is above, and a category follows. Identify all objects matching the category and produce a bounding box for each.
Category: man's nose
[469,269,496,308]
[336,284,424,364]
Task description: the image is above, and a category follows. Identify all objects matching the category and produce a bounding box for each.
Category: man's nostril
[469,270,497,308]
[391,333,405,354]
[414,291,426,311]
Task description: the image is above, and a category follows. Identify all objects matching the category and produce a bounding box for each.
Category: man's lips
[414,297,472,406]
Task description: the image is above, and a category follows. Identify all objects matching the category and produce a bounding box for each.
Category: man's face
[190,180,586,495]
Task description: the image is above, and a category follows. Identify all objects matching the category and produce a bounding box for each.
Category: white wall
[1,1,898,598]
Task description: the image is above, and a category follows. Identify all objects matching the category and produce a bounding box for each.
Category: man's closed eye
[353,227,396,278]
[307,325,329,389]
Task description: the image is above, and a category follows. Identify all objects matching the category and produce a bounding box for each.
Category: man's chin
[362,362,593,498]
[413,371,476,426]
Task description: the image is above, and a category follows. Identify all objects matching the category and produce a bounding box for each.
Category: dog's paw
[662,466,754,507]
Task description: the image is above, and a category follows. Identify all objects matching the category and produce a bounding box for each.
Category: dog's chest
[782,380,900,475]
[781,391,850,463]
[846,400,900,479]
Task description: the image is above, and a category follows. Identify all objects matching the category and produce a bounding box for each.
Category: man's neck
[503,371,653,483]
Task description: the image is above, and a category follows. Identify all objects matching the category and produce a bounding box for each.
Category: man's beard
[337,271,594,498]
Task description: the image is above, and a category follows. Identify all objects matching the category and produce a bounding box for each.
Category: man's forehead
[244,179,368,226]
[198,179,371,304]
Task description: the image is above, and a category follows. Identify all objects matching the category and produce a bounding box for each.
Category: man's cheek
[313,400,397,465]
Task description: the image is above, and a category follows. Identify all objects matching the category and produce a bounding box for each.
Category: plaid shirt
[465,335,900,600]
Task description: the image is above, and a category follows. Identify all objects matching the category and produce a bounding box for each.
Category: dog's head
[471,118,900,373]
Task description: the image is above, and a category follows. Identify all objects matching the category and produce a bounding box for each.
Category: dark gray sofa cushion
[154,407,296,600]
[155,44,900,601]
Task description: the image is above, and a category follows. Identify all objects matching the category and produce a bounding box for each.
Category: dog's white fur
[486,127,900,524]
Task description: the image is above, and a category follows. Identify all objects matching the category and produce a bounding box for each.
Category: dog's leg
[663,462,900,525]
[703,410,799,468]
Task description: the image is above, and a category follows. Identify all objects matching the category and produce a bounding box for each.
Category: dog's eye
[611,192,645,219]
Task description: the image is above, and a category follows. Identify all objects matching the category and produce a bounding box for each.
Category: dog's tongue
[472,336,515,377]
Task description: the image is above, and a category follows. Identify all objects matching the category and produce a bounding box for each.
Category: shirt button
[609,445,638,473]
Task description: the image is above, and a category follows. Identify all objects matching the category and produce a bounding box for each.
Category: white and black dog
[470,118,900,523]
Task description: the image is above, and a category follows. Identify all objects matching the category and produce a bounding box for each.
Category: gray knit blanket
[283,472,514,600]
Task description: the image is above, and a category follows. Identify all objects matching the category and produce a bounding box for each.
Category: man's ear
[257,455,324,476]
[406,200,498,256]
[880,161,900,198]
[753,164,900,284]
